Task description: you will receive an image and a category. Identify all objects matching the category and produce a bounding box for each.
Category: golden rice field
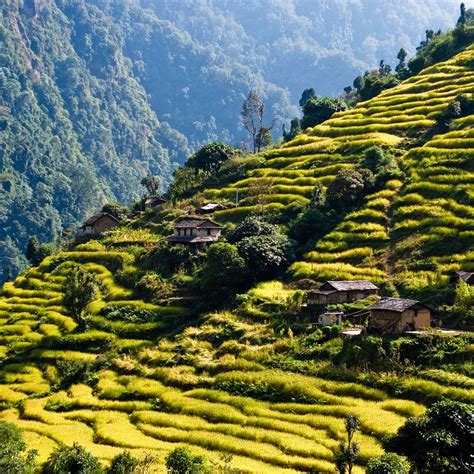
[0,246,472,472]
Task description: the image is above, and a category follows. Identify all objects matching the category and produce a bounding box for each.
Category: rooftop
[83,212,119,226]
[325,280,379,291]
[369,297,423,313]
[175,218,221,229]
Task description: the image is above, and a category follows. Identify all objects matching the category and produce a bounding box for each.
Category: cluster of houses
[77,200,472,336]
[302,279,441,335]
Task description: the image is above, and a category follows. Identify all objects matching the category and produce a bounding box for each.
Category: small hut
[306,280,379,305]
[79,213,119,236]
[144,196,167,209]
[368,298,434,334]
[318,311,343,326]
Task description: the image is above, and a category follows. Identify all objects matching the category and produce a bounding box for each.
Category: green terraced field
[0,43,473,474]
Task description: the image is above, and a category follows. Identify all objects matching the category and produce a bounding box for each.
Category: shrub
[366,453,409,474]
[42,443,103,474]
[199,242,248,301]
[107,451,139,474]
[385,400,474,473]
[227,216,278,243]
[165,447,209,474]
[0,420,37,474]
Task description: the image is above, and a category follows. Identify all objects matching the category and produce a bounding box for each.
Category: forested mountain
[0,0,468,281]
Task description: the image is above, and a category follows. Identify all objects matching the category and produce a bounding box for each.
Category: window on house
[207,228,211,236]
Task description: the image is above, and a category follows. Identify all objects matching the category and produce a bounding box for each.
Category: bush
[228,216,278,243]
[199,243,248,301]
[237,234,292,280]
[0,420,37,474]
[366,453,409,474]
[108,451,139,474]
[166,447,209,474]
[385,400,474,473]
[43,443,103,474]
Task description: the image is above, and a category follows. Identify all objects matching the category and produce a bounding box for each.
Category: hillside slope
[204,45,474,295]
[0,44,472,472]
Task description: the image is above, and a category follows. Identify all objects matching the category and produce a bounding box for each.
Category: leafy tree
[108,451,139,474]
[282,118,302,142]
[298,88,316,107]
[237,234,291,280]
[140,175,163,195]
[62,264,100,326]
[288,207,337,248]
[366,453,409,474]
[395,48,408,76]
[385,400,474,473]
[25,236,55,266]
[378,59,392,76]
[334,415,360,474]
[43,443,103,474]
[358,73,399,101]
[326,168,374,212]
[199,242,248,299]
[454,279,474,310]
[301,97,347,129]
[241,90,274,152]
[101,202,128,221]
[166,446,209,474]
[228,216,278,243]
[458,2,466,27]
[0,421,37,474]
[186,142,238,176]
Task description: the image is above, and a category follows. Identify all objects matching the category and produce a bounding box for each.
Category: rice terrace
[0,1,473,473]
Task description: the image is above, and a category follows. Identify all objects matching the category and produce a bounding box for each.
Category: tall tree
[140,175,163,196]
[241,91,274,153]
[458,2,466,26]
[396,48,408,74]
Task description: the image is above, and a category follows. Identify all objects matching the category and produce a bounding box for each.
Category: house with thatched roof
[368,297,435,334]
[167,218,222,250]
[306,280,379,305]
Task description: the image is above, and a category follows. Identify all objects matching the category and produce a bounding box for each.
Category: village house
[79,212,119,236]
[197,203,226,214]
[368,297,435,334]
[451,270,474,286]
[144,196,167,210]
[306,280,379,305]
[167,218,222,250]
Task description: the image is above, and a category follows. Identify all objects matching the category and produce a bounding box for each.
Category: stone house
[368,298,435,334]
[306,280,379,305]
[167,218,222,249]
[79,212,119,236]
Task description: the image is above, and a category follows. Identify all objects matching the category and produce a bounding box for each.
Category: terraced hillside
[203,46,474,291]
[1,248,472,471]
